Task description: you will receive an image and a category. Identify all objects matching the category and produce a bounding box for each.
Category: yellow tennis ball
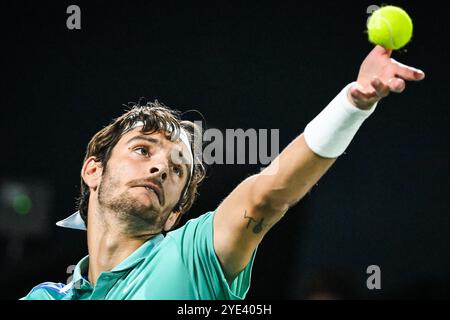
[367,6,413,50]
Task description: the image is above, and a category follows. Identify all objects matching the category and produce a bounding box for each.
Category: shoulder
[168,211,216,238]
[162,210,217,264]
[21,282,68,300]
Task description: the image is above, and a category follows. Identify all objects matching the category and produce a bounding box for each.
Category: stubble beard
[97,168,168,235]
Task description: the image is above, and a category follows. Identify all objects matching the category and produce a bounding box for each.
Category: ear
[81,156,103,191]
[163,211,182,231]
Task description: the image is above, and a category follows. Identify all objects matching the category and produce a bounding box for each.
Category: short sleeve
[167,210,257,300]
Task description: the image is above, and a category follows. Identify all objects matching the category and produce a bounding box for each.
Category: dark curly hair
[76,100,206,230]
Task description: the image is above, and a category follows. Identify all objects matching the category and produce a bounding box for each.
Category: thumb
[373,45,392,57]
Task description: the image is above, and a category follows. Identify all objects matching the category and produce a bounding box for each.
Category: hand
[348,45,426,110]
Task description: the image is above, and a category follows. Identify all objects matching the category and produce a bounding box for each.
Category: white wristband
[304,82,378,158]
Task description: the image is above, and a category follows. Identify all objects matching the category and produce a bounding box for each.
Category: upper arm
[214,174,289,282]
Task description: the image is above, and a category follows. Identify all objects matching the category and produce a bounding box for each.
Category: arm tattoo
[243,210,271,234]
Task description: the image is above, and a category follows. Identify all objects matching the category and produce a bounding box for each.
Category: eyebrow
[126,134,191,175]
[126,135,161,146]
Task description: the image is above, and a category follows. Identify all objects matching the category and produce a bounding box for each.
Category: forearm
[256,134,336,210]
[255,83,376,211]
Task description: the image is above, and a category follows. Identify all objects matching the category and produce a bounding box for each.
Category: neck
[86,204,158,286]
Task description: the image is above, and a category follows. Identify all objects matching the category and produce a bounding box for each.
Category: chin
[125,199,159,221]
[133,187,159,207]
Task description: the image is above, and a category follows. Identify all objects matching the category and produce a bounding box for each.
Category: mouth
[137,183,162,205]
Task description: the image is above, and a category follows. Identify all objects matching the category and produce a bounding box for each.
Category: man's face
[96,128,191,232]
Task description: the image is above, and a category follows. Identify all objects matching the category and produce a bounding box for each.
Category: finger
[371,77,390,98]
[373,45,393,58]
[388,78,406,93]
[391,59,426,81]
[350,85,378,101]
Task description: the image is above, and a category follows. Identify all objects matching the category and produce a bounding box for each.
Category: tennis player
[22,46,425,299]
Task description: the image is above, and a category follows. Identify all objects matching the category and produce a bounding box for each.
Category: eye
[173,165,183,177]
[134,146,150,157]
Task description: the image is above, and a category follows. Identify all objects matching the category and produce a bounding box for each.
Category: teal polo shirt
[21,210,257,300]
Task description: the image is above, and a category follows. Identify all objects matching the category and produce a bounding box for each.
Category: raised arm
[214,45,425,281]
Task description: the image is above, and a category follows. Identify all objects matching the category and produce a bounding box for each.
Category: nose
[149,163,168,182]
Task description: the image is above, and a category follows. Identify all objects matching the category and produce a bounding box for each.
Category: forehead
[118,128,189,154]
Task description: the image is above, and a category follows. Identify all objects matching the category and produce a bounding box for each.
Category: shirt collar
[72,255,89,285]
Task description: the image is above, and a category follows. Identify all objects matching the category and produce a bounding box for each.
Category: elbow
[254,194,290,220]
[251,185,291,216]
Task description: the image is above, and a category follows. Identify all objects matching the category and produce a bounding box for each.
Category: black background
[1,1,449,299]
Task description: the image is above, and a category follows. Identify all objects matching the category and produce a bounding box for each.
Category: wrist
[303,83,377,158]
